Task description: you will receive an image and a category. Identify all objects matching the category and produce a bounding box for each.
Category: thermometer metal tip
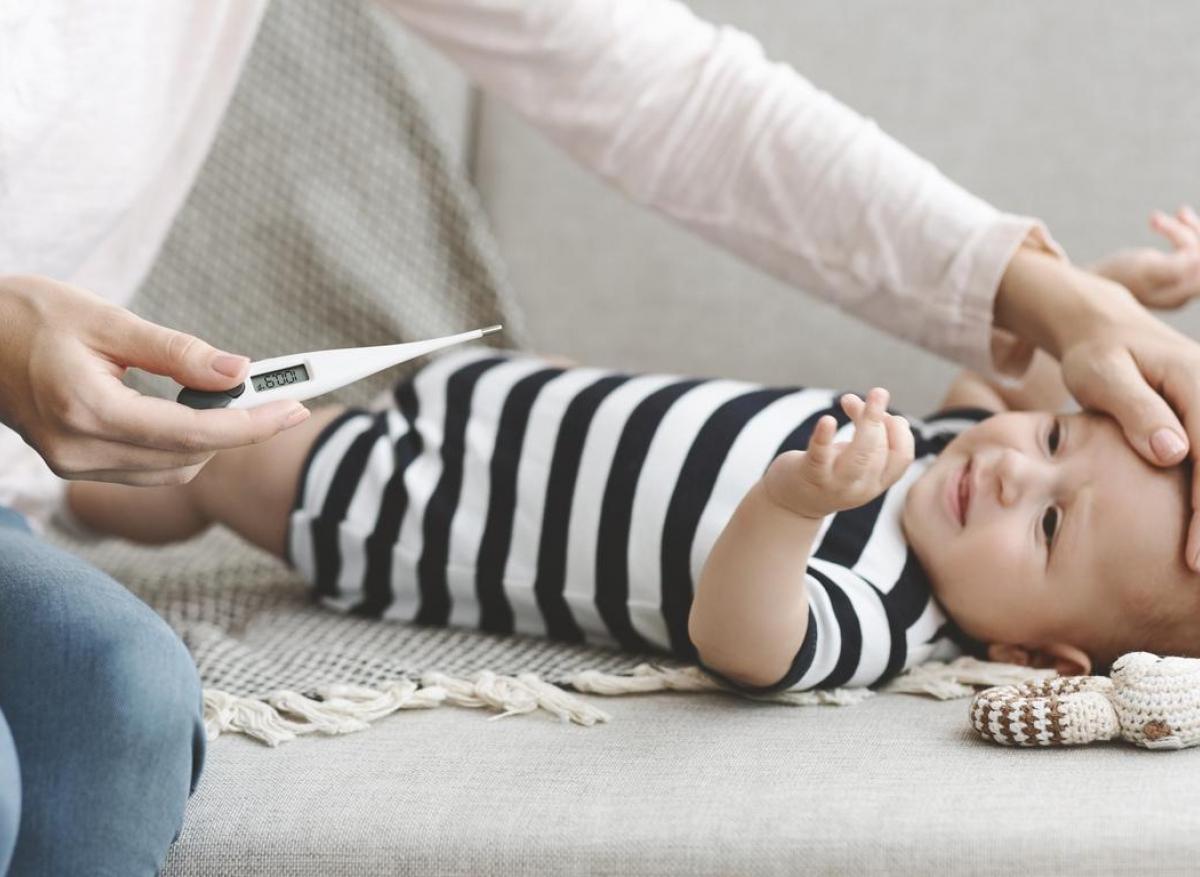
[480,324,503,336]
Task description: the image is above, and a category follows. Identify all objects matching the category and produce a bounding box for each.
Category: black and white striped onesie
[288,348,988,692]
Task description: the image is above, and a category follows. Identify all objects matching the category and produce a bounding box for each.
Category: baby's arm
[689,389,913,688]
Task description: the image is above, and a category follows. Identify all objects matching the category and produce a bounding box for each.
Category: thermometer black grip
[177,382,246,410]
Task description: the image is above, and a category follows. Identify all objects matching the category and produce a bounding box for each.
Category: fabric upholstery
[164,691,1200,875]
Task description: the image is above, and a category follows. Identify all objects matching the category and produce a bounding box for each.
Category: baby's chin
[900,450,959,583]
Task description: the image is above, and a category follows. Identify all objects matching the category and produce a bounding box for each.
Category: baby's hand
[763,388,914,519]
[1093,205,1200,310]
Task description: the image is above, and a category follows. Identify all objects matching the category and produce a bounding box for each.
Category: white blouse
[0,0,1057,527]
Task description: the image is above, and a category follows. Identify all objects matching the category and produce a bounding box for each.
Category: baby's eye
[1041,506,1059,546]
[1047,420,1061,455]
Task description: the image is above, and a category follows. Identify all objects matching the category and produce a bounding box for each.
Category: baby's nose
[995,449,1032,507]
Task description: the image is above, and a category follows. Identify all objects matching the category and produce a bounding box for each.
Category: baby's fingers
[804,414,839,469]
[1178,205,1200,239]
[841,388,889,473]
[883,414,915,484]
[1152,209,1200,252]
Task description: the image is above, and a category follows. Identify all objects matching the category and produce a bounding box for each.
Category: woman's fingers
[1067,346,1188,467]
[92,308,253,391]
[89,389,309,453]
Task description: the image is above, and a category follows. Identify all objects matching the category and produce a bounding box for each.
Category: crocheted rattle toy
[970,652,1200,750]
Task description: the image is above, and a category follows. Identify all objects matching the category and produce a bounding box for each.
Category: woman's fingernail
[212,353,250,379]
[1151,428,1187,461]
[282,406,310,427]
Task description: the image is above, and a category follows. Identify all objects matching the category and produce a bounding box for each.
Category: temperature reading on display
[251,364,310,392]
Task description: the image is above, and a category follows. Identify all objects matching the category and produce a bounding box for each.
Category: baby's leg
[68,407,346,559]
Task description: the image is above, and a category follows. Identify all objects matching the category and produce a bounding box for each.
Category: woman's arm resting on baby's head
[690,389,913,688]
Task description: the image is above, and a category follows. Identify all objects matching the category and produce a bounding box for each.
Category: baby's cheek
[931,530,1029,623]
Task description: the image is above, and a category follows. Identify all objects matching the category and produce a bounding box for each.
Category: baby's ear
[987,642,1092,676]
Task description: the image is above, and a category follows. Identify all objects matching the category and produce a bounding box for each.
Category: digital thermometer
[176,325,502,410]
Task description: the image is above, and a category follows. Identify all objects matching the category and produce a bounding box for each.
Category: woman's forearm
[689,479,820,688]
[384,0,1051,374]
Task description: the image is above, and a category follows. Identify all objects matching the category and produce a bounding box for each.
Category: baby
[68,208,1200,693]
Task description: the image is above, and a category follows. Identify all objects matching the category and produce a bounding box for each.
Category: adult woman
[3,1,1200,874]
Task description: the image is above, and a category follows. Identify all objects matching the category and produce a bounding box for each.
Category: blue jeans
[0,506,205,876]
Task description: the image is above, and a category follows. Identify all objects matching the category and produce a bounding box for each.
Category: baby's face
[903,410,1199,662]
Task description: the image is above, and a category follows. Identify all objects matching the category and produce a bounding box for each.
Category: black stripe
[594,378,704,651]
[475,367,564,633]
[814,495,885,569]
[532,374,631,642]
[310,412,388,598]
[878,550,932,684]
[808,567,863,689]
[286,407,365,568]
[350,381,422,618]
[414,356,507,626]
[660,388,793,658]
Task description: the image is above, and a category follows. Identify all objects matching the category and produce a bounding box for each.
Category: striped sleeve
[700,561,895,695]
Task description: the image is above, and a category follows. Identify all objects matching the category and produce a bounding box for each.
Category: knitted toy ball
[970,652,1200,750]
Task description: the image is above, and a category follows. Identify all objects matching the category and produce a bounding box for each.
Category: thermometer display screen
[251,364,310,392]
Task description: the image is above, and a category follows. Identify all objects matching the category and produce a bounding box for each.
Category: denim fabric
[0,506,205,876]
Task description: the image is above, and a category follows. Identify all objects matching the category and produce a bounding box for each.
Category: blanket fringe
[203,656,1053,745]
[203,671,608,746]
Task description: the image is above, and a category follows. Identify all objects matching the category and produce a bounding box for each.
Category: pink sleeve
[381,0,1065,376]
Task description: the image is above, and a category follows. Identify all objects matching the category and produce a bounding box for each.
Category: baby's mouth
[957,459,972,526]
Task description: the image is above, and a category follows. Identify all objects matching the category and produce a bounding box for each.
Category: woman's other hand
[0,275,310,486]
[1093,206,1200,310]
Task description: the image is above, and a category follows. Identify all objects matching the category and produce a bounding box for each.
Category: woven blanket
[49,0,1044,745]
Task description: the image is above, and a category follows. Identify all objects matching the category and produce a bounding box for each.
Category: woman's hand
[997,248,1200,570]
[0,275,310,486]
[1092,206,1200,310]
[763,388,914,519]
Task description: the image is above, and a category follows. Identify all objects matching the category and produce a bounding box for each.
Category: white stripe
[383,350,494,623]
[563,372,677,645]
[502,366,611,637]
[626,379,753,649]
[791,575,842,690]
[852,455,932,593]
[329,415,409,609]
[446,357,547,630]
[806,558,892,688]
[287,412,376,585]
